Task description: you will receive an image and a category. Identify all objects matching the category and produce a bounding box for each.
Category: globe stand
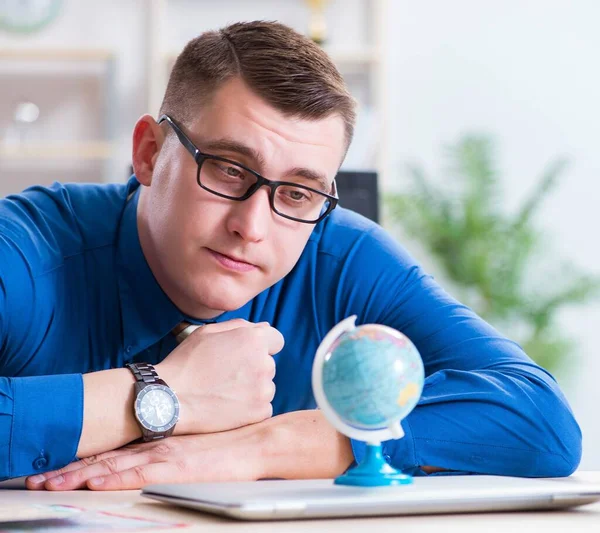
[312,315,424,489]
[335,442,413,486]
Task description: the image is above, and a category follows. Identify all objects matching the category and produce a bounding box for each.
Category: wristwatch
[126,362,180,442]
[172,321,204,344]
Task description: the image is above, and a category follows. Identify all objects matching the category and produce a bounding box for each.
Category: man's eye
[289,190,308,201]
[224,166,243,178]
[280,188,311,202]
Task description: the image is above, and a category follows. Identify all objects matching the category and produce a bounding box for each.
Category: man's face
[137,78,347,318]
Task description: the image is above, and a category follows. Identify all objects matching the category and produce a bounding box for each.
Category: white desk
[1,472,599,532]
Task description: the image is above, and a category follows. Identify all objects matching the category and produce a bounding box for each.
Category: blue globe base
[334,443,413,487]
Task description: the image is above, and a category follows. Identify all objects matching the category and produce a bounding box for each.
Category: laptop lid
[142,475,600,521]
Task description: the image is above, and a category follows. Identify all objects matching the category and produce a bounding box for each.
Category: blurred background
[1,1,598,468]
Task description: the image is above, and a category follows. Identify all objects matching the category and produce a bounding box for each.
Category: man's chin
[189,286,261,316]
[180,270,272,316]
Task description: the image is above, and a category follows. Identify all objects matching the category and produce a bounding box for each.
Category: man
[0,21,581,491]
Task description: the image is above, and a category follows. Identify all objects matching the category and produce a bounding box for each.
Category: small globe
[313,318,424,441]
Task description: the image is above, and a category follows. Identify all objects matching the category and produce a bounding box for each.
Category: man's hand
[26,410,355,491]
[74,319,283,459]
[27,422,266,491]
[158,319,284,435]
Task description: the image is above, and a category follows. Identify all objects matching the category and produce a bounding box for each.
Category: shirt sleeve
[0,232,84,480]
[334,224,582,478]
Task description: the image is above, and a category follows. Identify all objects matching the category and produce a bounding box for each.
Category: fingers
[204,320,284,355]
[261,380,276,404]
[259,325,285,355]
[198,318,257,334]
[25,452,120,490]
[177,319,256,344]
[262,352,277,379]
[26,448,148,491]
[86,462,180,491]
[50,451,157,491]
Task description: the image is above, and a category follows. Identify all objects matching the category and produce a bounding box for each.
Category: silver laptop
[142,475,600,520]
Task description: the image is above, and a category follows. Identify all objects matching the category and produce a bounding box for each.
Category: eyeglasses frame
[157,114,339,224]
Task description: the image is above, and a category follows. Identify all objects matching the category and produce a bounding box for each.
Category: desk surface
[2,472,600,532]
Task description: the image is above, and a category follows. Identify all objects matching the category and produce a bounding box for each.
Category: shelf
[0,49,114,62]
[0,49,116,78]
[0,141,113,160]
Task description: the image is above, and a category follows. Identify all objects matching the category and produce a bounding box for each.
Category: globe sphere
[320,323,424,432]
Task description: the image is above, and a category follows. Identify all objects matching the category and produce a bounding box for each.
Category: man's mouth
[206,249,258,273]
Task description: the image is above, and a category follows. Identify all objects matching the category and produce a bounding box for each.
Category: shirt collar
[116,177,253,355]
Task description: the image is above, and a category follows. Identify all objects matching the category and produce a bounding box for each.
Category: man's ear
[131,115,165,186]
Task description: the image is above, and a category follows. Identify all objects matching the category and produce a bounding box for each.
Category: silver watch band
[126,362,166,386]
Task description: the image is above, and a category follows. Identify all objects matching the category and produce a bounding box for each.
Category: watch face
[135,385,179,432]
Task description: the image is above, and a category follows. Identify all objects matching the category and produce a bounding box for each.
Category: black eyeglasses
[157,114,338,224]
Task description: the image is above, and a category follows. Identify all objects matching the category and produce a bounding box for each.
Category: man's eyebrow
[202,138,331,192]
[202,139,266,168]
[282,167,330,192]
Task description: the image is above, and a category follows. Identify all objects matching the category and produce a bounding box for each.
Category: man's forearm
[258,410,354,479]
[257,410,444,479]
[77,369,140,457]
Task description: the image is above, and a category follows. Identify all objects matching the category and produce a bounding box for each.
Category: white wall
[383,0,600,468]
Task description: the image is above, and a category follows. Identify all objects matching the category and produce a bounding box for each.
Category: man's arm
[24,411,351,490]
[327,224,581,478]
[0,226,283,480]
[254,412,443,478]
[31,333,579,489]
[23,410,444,491]
[0,374,85,480]
[2,321,282,482]
[0,230,142,480]
[76,320,282,460]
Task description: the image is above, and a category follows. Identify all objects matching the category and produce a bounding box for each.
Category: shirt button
[33,456,48,470]
[383,454,391,462]
[126,346,132,353]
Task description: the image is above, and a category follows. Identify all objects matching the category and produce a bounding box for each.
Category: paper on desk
[0,504,81,523]
[0,504,188,532]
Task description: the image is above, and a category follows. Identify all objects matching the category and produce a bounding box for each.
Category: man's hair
[159,20,356,149]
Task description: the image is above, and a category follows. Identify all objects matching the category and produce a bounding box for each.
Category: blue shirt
[0,177,581,480]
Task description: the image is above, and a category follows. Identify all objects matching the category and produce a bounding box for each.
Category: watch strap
[126,362,168,387]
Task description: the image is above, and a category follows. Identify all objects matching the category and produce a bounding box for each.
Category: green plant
[385,135,599,375]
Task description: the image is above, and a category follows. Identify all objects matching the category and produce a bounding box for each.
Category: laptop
[142,475,600,520]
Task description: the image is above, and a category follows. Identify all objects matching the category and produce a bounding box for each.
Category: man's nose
[225,186,273,242]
